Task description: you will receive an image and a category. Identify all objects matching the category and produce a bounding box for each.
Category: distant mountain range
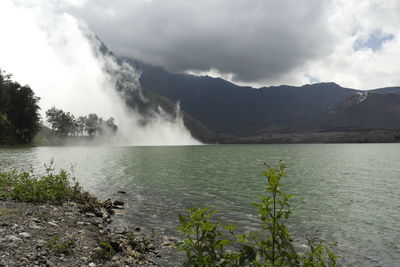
[309,92,400,131]
[123,58,400,143]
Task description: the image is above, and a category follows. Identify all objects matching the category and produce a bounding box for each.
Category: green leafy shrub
[94,241,116,261]
[46,236,75,255]
[177,162,338,266]
[0,161,81,204]
[0,160,103,210]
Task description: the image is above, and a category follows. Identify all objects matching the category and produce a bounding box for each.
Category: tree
[76,116,87,136]
[45,107,76,136]
[0,69,40,144]
[85,113,99,136]
[106,117,118,135]
[44,107,118,139]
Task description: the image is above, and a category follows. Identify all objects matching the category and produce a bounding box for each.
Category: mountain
[97,40,218,143]
[126,58,359,135]
[309,92,400,131]
[369,86,400,94]
[120,57,400,143]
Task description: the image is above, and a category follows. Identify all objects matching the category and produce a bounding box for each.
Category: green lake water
[1,144,399,266]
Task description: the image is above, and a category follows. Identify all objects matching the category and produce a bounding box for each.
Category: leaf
[219,239,232,246]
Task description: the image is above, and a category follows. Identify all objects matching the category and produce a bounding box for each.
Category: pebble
[0,200,178,266]
[47,221,59,227]
[29,224,43,230]
[85,212,96,217]
[7,235,22,242]
[113,200,124,206]
[18,232,31,238]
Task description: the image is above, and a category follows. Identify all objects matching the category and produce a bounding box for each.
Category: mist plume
[0,0,200,146]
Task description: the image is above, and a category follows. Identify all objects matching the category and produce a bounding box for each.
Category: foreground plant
[0,160,100,209]
[177,162,338,266]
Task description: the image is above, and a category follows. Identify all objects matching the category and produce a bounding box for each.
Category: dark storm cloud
[69,0,334,83]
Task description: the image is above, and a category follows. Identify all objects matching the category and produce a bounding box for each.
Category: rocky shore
[0,199,182,266]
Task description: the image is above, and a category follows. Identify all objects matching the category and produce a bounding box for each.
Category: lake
[1,144,399,266]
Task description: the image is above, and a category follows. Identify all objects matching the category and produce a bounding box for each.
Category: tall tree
[0,69,40,144]
[85,113,99,136]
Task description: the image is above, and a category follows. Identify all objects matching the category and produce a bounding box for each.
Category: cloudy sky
[4,0,400,89]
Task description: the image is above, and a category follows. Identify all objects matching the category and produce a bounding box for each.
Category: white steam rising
[0,0,200,146]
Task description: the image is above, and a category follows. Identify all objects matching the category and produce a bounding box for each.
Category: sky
[1,0,400,91]
[63,0,400,90]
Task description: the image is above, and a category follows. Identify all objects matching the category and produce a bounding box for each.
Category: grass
[46,236,75,255]
[94,241,116,261]
[0,160,101,210]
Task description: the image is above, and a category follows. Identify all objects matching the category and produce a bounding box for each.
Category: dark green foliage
[0,160,106,213]
[177,162,338,266]
[177,206,234,266]
[0,161,81,204]
[45,107,76,136]
[0,69,40,144]
[46,236,75,255]
[94,241,116,261]
[45,107,118,137]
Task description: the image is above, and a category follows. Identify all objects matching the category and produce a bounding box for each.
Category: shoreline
[0,198,182,266]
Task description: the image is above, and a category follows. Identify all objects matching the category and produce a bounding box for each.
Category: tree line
[45,107,118,137]
[0,69,40,144]
[0,68,119,145]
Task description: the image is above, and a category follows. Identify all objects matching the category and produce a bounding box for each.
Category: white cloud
[64,0,400,89]
[300,0,400,89]
[67,0,334,84]
[3,0,400,93]
[0,0,200,145]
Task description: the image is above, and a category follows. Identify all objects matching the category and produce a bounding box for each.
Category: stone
[31,218,41,223]
[146,243,155,250]
[48,221,59,227]
[113,227,126,235]
[30,224,43,230]
[162,241,174,247]
[7,235,22,243]
[85,212,96,217]
[88,262,96,267]
[90,217,103,226]
[19,232,31,238]
[113,200,124,206]
[93,210,103,218]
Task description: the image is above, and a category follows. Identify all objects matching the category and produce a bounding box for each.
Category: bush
[177,161,338,266]
[94,241,116,261]
[0,160,94,206]
[46,236,75,255]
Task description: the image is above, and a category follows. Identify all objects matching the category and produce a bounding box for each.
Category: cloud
[61,0,400,89]
[0,0,200,145]
[300,0,400,89]
[3,0,400,91]
[66,0,334,84]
